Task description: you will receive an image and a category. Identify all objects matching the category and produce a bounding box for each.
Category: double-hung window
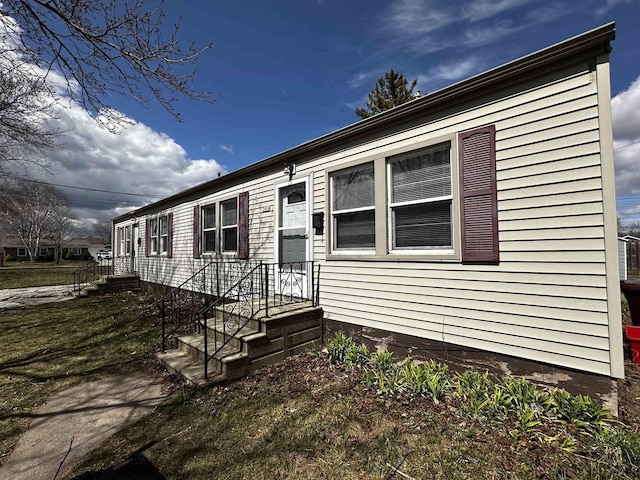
[159,216,168,253]
[388,143,452,251]
[146,213,173,257]
[202,205,216,253]
[17,247,26,257]
[199,199,238,255]
[221,199,238,252]
[118,227,125,256]
[149,218,159,254]
[330,162,376,251]
[125,225,131,254]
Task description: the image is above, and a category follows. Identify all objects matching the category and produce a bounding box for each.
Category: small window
[39,247,49,256]
[202,205,216,253]
[221,198,238,252]
[17,247,26,257]
[125,225,131,255]
[331,163,375,250]
[159,216,168,253]
[118,227,125,256]
[388,143,452,250]
[149,218,158,254]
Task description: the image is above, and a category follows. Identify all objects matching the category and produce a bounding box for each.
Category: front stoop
[156,303,323,386]
[77,274,141,297]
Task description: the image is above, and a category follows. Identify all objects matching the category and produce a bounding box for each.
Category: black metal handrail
[160,260,257,351]
[72,260,112,293]
[200,261,319,379]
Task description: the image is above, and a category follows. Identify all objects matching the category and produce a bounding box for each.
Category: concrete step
[156,350,227,386]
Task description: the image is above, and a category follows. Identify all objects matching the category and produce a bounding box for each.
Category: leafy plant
[369,350,396,373]
[345,343,371,369]
[326,332,354,364]
[511,407,542,438]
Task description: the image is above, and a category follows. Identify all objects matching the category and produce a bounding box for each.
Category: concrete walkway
[0,373,168,480]
[0,284,81,309]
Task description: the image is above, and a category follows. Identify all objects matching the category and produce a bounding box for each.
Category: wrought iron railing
[200,261,320,379]
[72,259,112,293]
[160,260,257,351]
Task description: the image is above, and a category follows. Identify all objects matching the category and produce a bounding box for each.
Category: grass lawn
[2,294,639,479]
[0,294,160,465]
[0,262,89,289]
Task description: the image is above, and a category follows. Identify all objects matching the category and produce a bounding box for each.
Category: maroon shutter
[167,213,174,259]
[458,125,499,263]
[238,192,249,259]
[145,219,150,257]
[193,205,201,259]
[116,228,121,256]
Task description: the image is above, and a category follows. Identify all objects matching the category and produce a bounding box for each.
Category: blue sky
[10,0,640,228]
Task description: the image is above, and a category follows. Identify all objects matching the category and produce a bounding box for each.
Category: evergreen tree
[355,69,418,119]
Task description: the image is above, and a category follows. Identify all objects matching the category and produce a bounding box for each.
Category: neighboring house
[619,237,628,281]
[2,234,91,259]
[113,24,623,398]
[622,235,640,275]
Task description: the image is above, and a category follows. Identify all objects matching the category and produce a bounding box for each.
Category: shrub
[65,251,75,260]
[81,250,92,260]
[5,254,15,262]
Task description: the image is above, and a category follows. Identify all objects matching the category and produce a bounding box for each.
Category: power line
[614,139,640,151]
[5,173,162,198]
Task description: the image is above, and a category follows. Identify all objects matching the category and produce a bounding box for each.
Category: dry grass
[0,263,86,289]
[0,294,160,464]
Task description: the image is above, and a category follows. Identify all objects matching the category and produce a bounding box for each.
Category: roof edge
[113,22,615,223]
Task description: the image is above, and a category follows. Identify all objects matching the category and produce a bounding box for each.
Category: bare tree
[93,221,112,245]
[0,179,67,262]
[0,64,57,172]
[48,197,74,264]
[0,1,214,126]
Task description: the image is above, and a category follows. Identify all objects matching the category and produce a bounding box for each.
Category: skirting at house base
[324,319,618,413]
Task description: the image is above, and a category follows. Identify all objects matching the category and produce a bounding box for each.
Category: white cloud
[219,144,234,154]
[21,102,224,231]
[612,75,640,224]
[596,0,634,17]
[416,57,482,91]
[466,0,535,22]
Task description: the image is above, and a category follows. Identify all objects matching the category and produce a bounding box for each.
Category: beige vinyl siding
[114,52,621,378]
[310,58,617,377]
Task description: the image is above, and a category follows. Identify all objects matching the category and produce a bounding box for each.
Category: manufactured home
[113,23,623,399]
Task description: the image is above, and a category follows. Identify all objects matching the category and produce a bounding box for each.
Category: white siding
[114,55,621,377]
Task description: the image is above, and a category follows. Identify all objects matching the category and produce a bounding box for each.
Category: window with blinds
[331,162,375,250]
[388,143,452,250]
[202,205,216,253]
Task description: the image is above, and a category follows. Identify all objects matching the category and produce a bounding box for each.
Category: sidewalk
[0,284,79,309]
[0,373,168,480]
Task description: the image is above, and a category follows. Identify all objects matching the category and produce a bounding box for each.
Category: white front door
[276,178,310,299]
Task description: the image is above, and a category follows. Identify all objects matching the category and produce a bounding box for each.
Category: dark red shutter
[116,228,121,256]
[144,219,150,257]
[167,213,174,259]
[193,205,201,259]
[238,192,249,259]
[458,125,499,263]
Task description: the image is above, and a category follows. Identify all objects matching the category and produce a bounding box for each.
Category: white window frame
[149,218,159,255]
[201,204,216,254]
[387,143,454,255]
[17,247,26,257]
[117,227,123,256]
[159,217,168,254]
[221,198,238,253]
[329,162,376,254]
[125,225,132,255]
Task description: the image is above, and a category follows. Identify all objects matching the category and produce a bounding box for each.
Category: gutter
[113,22,615,223]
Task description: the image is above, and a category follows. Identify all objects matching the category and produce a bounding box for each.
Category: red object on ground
[621,280,640,326]
[625,325,640,364]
